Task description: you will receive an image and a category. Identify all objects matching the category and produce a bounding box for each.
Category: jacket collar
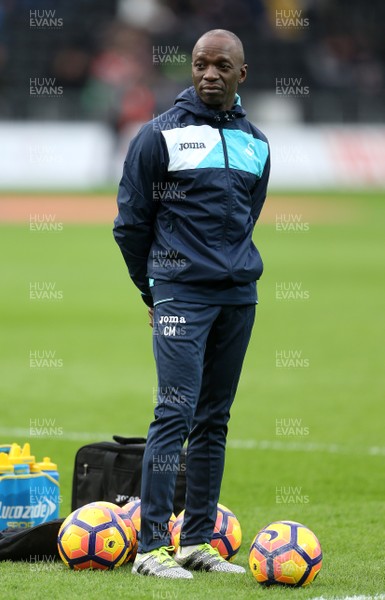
[174,86,246,124]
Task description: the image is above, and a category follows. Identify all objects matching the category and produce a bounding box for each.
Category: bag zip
[80,463,138,476]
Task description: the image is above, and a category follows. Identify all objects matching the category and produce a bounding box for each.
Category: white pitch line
[1,426,385,457]
[227,439,385,456]
[0,426,113,442]
[311,595,385,600]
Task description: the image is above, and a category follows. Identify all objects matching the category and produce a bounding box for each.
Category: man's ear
[239,63,248,84]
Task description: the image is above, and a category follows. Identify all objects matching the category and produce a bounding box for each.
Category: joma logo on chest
[178,142,206,150]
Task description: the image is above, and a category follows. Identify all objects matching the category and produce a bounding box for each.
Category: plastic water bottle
[0,453,15,530]
[34,457,59,482]
[31,456,60,521]
[0,452,14,474]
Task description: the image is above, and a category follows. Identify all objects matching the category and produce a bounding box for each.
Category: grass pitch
[0,191,384,599]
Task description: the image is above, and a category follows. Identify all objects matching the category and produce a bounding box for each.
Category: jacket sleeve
[113,124,167,307]
[251,147,270,225]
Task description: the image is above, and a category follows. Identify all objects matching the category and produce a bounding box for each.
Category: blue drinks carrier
[0,444,60,530]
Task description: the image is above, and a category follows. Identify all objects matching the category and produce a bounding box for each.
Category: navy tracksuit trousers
[138,300,255,552]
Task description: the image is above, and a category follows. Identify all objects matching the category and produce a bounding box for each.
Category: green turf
[0,192,384,599]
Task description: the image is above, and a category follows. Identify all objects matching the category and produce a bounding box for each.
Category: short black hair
[193,29,245,64]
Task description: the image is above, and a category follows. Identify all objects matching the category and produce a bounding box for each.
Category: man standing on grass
[114,29,270,579]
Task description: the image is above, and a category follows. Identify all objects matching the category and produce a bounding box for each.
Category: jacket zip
[219,127,234,274]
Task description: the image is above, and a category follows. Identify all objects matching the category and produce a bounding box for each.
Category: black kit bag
[71,436,187,515]
[0,519,64,561]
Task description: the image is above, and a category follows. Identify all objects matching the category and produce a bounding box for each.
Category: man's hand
[148,308,154,328]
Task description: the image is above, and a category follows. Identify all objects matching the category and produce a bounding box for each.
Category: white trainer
[175,543,246,573]
[132,546,193,579]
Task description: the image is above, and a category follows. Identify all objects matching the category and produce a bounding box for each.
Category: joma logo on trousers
[178,142,206,150]
[159,316,186,324]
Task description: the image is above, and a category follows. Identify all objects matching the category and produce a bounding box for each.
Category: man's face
[192,35,247,111]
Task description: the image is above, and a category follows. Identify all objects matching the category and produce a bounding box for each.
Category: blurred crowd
[0,0,384,125]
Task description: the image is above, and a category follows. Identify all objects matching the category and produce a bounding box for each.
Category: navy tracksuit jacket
[113,86,270,552]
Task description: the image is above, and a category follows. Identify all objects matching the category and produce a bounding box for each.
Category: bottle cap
[20,443,36,464]
[36,456,57,471]
[0,452,14,473]
[9,443,36,464]
[9,443,22,463]
[0,444,11,454]
[30,463,42,473]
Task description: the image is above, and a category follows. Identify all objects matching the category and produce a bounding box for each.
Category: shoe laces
[197,543,224,560]
[151,546,176,565]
